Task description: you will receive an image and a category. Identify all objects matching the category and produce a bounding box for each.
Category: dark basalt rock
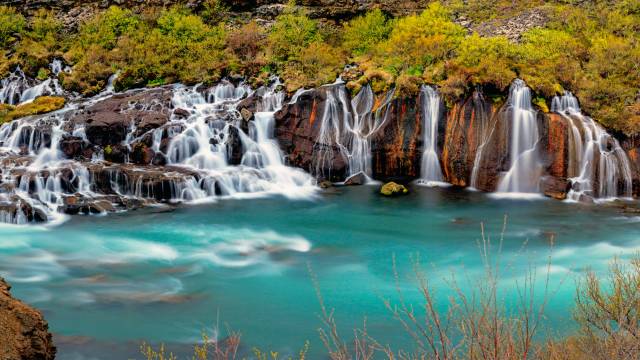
[275,87,347,182]
[371,95,423,183]
[344,171,366,185]
[60,135,88,159]
[0,277,56,360]
[103,144,129,163]
[68,88,172,147]
[0,195,48,222]
[441,92,499,187]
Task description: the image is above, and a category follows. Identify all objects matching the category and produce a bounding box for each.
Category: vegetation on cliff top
[0,1,638,134]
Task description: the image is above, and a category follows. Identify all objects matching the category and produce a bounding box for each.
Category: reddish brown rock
[542,113,569,179]
[371,96,422,182]
[541,175,570,200]
[0,277,56,360]
[441,92,499,187]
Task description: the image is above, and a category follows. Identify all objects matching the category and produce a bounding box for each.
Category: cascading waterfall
[469,91,498,189]
[0,61,65,105]
[496,79,542,194]
[313,83,393,182]
[551,92,633,200]
[417,85,444,185]
[165,80,315,199]
[0,75,316,224]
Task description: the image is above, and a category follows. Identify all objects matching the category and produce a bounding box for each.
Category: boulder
[344,171,367,186]
[0,277,56,360]
[173,108,191,119]
[60,135,87,159]
[103,144,129,163]
[380,182,409,196]
[541,176,570,200]
[69,88,172,146]
[130,142,155,165]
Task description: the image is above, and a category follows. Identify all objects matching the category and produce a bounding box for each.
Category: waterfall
[0,77,317,224]
[469,91,498,189]
[417,85,444,185]
[0,63,65,105]
[551,92,633,200]
[496,79,542,194]
[312,83,393,182]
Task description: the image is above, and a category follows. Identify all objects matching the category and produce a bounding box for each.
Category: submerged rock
[380,182,408,196]
[0,277,56,360]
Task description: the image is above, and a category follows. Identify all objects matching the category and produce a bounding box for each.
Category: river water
[1,186,639,359]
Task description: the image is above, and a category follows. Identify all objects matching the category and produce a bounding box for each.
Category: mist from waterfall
[496,79,542,194]
[551,92,633,200]
[417,85,445,186]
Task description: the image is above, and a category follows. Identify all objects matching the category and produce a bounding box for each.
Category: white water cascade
[496,79,542,194]
[0,77,317,224]
[417,85,444,185]
[469,91,499,189]
[551,92,633,200]
[313,83,394,182]
[0,62,65,105]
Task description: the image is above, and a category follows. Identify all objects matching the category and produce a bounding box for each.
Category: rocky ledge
[0,278,56,360]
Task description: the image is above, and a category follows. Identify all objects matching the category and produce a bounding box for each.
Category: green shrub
[342,9,392,57]
[515,28,584,97]
[371,2,465,82]
[281,41,345,91]
[0,6,25,49]
[268,10,321,65]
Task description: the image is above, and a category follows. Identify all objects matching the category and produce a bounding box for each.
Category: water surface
[1,186,638,359]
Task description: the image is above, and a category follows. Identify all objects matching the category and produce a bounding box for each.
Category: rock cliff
[0,277,56,360]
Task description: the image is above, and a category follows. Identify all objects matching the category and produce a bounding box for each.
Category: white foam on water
[191,229,312,269]
[489,192,546,200]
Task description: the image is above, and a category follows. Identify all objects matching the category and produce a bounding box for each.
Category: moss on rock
[380,182,408,196]
[0,96,65,124]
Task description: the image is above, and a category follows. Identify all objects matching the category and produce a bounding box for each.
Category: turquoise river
[1,186,640,359]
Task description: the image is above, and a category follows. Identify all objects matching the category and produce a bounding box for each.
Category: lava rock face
[441,92,500,188]
[274,87,347,181]
[371,96,423,183]
[0,277,56,360]
[67,88,173,148]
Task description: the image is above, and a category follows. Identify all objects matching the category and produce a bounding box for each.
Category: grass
[139,218,640,359]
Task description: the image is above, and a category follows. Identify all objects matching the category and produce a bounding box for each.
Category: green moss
[104,145,113,156]
[0,96,65,123]
[533,97,549,113]
[380,182,408,196]
[36,68,50,81]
